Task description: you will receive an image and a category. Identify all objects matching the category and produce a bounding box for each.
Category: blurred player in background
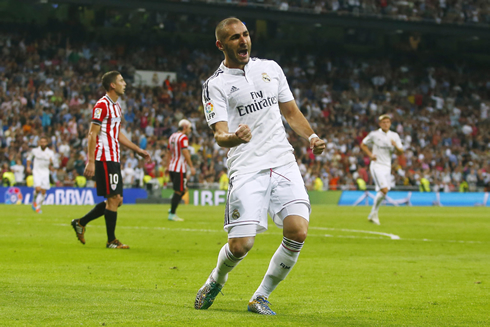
[166,119,196,221]
[194,17,325,315]
[71,71,150,249]
[26,136,55,214]
[360,114,403,225]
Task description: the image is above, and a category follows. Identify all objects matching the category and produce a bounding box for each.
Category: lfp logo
[5,187,23,205]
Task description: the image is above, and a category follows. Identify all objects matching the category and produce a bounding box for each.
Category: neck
[107,91,119,103]
[224,58,245,70]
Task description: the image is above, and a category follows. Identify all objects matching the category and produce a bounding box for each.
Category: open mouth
[238,49,248,59]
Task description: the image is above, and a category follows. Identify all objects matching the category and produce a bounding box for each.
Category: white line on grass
[309,227,401,240]
[56,224,484,244]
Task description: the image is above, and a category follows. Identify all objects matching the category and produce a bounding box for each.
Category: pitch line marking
[54,224,483,243]
[309,227,401,240]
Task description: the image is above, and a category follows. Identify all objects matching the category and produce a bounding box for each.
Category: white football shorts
[370,163,391,192]
[225,161,310,238]
[33,171,51,190]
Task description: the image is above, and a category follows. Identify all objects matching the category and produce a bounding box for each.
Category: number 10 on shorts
[109,173,119,190]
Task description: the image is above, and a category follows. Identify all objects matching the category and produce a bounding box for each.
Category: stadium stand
[0,6,489,193]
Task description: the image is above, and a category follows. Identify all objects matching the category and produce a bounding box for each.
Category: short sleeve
[362,132,374,146]
[92,101,108,125]
[27,150,35,162]
[274,61,294,103]
[180,135,189,149]
[202,79,227,127]
[395,134,403,149]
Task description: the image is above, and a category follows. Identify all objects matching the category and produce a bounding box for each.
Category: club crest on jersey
[205,101,215,121]
[111,184,117,191]
[232,209,240,219]
[262,73,271,83]
[94,108,102,119]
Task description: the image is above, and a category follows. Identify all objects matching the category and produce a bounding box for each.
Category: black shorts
[95,161,123,197]
[169,171,187,192]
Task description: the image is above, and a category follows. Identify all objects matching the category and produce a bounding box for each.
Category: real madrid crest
[232,209,240,219]
[262,73,271,83]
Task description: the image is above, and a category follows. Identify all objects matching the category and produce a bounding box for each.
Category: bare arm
[391,140,404,155]
[84,123,101,178]
[279,100,325,155]
[211,121,251,148]
[26,160,32,174]
[182,148,196,175]
[360,142,376,161]
[119,132,151,162]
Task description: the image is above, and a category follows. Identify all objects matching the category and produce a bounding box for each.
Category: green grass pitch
[1,204,489,326]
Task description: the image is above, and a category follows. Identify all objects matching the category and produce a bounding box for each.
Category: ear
[216,40,224,51]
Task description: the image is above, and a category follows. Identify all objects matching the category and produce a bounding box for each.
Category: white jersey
[28,146,55,174]
[202,58,296,177]
[362,129,402,167]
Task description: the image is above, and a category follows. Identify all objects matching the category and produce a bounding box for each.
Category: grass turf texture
[1,204,489,326]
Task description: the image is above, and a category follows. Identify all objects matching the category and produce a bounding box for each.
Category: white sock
[211,243,246,285]
[33,191,39,203]
[371,191,385,215]
[252,237,304,301]
[36,193,45,208]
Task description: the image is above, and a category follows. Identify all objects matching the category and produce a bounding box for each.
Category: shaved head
[215,17,243,42]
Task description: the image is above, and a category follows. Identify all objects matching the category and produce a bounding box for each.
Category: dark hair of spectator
[102,71,121,92]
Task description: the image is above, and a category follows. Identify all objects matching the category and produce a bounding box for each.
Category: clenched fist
[235,124,252,143]
[310,136,326,155]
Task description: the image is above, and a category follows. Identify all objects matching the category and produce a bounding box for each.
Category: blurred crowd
[181,0,490,25]
[1,19,489,193]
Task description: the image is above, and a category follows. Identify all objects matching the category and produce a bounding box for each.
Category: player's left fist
[310,137,326,155]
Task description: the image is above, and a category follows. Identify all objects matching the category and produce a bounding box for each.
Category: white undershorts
[370,163,391,192]
[33,171,51,190]
[225,162,310,238]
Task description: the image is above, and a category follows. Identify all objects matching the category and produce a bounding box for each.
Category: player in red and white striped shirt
[166,119,196,221]
[71,71,150,249]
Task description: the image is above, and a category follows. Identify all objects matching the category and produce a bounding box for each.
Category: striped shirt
[91,95,122,162]
[168,132,189,173]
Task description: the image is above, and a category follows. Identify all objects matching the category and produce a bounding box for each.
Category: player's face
[379,118,391,132]
[112,74,126,96]
[39,138,48,150]
[218,23,251,69]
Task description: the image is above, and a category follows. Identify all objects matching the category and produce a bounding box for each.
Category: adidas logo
[230,86,239,93]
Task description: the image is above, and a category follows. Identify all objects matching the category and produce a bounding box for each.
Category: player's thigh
[269,162,310,228]
[34,172,50,190]
[225,170,271,234]
[170,171,186,193]
[95,161,123,198]
[370,165,391,192]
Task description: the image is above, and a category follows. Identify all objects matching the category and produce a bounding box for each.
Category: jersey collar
[104,94,116,104]
[219,60,253,76]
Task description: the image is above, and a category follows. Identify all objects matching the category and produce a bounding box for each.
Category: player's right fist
[235,124,251,143]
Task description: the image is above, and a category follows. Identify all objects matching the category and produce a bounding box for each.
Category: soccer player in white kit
[360,114,403,225]
[194,17,326,315]
[26,136,55,214]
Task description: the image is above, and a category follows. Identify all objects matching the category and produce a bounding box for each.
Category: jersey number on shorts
[109,173,119,190]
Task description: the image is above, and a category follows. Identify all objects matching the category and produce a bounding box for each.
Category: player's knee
[118,197,123,207]
[228,238,254,258]
[285,229,308,243]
